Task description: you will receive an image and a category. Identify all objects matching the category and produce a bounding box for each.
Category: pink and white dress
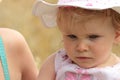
[55,49,120,80]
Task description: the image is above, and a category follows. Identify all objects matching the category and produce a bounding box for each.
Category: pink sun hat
[33,0,120,28]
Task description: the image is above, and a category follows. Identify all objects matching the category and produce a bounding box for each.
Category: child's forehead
[61,14,107,27]
[59,16,114,34]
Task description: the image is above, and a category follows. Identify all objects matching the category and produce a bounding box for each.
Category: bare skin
[37,53,56,80]
[0,28,38,80]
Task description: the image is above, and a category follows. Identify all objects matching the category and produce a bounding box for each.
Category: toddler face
[60,16,117,68]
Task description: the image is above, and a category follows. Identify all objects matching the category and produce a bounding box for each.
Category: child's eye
[88,35,100,40]
[67,34,77,39]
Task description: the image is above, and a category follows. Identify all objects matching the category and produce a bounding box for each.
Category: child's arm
[37,53,56,80]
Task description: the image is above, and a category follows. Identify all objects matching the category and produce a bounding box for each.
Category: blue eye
[67,34,77,39]
[88,35,100,40]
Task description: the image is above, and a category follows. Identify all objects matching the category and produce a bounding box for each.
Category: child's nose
[76,40,89,52]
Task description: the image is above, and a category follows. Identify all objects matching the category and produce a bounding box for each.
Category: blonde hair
[57,7,120,30]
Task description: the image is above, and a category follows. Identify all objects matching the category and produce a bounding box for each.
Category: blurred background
[0,0,120,69]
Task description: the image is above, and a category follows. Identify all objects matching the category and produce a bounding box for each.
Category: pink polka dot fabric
[58,0,120,9]
[55,49,120,80]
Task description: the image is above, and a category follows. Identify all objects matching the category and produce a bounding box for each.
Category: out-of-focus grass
[0,0,120,68]
[0,0,60,68]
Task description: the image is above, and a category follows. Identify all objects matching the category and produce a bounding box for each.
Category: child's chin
[78,64,97,69]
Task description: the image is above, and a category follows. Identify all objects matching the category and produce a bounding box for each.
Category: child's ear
[114,30,120,43]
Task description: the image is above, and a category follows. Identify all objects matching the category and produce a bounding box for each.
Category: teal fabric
[0,37,10,80]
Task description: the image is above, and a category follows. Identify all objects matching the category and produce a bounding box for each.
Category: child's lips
[76,57,92,60]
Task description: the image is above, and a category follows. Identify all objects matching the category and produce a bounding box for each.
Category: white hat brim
[33,0,120,27]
